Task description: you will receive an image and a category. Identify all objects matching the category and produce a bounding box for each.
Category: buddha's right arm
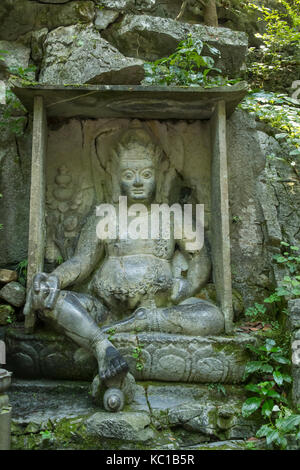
[51,213,104,289]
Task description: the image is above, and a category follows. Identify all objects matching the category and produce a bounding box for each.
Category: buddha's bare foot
[99,345,129,382]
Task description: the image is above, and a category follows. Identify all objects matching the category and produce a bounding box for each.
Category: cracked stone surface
[0,0,95,41]
[9,378,260,443]
[102,14,248,75]
[39,24,145,85]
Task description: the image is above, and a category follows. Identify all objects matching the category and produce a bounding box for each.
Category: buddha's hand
[24,273,60,314]
[171,278,192,304]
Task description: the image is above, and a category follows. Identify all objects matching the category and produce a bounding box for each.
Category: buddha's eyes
[122,171,134,180]
[141,169,153,179]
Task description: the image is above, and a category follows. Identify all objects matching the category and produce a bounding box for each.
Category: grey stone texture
[9,378,262,449]
[0,40,31,72]
[102,15,248,76]
[0,113,32,267]
[0,282,26,307]
[288,299,300,331]
[39,24,145,85]
[226,109,300,308]
[0,0,95,41]
[85,411,154,442]
[5,326,255,384]
[95,9,119,31]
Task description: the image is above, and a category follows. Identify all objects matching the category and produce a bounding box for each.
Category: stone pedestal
[6,326,255,384]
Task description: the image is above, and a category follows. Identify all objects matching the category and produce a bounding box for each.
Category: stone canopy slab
[12,82,248,120]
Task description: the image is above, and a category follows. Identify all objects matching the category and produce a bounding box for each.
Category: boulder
[0,281,26,307]
[84,411,154,442]
[0,270,17,283]
[0,40,31,72]
[31,28,48,64]
[39,24,145,85]
[103,14,248,76]
[95,9,119,31]
[0,0,95,41]
[94,0,156,11]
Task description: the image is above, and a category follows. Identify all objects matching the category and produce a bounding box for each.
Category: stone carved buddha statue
[24,122,224,410]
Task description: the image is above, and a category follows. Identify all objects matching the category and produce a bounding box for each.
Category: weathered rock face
[39,24,145,85]
[227,109,300,307]
[0,282,26,307]
[94,9,119,31]
[94,0,157,12]
[0,113,32,268]
[0,0,95,41]
[0,41,31,72]
[85,411,154,442]
[103,15,248,76]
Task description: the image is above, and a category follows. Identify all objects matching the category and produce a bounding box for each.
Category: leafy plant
[242,338,300,449]
[256,406,300,449]
[8,64,37,82]
[0,89,27,137]
[6,314,14,325]
[245,302,268,323]
[208,383,226,396]
[16,259,28,287]
[106,328,116,342]
[40,430,53,440]
[132,344,145,371]
[143,34,237,88]
[56,256,64,266]
[239,91,300,165]
[246,0,300,91]
[273,241,300,275]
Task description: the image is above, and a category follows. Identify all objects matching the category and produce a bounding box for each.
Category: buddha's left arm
[171,238,211,303]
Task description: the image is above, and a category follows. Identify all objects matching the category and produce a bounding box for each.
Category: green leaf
[256,424,273,438]
[245,384,261,393]
[262,399,274,417]
[271,354,290,365]
[242,397,263,417]
[265,389,281,400]
[277,414,300,433]
[273,370,283,386]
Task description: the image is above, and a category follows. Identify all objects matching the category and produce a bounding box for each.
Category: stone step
[9,379,261,450]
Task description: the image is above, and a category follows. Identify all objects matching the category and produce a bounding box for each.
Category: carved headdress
[112,120,163,167]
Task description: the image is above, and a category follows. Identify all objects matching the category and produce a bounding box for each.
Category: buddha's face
[119,147,156,204]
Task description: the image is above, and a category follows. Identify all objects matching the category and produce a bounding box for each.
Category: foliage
[265,242,300,302]
[246,1,300,91]
[106,328,116,342]
[239,91,300,167]
[131,344,145,371]
[208,383,226,396]
[0,89,26,137]
[16,259,28,287]
[256,406,300,449]
[242,338,300,449]
[144,34,238,88]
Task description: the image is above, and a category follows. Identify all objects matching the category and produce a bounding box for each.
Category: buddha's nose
[133,174,142,186]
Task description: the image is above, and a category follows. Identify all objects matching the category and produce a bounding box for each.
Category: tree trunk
[204,0,218,27]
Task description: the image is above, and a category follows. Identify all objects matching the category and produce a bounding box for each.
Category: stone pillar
[210,100,233,333]
[0,369,12,450]
[25,96,47,332]
[287,299,300,407]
